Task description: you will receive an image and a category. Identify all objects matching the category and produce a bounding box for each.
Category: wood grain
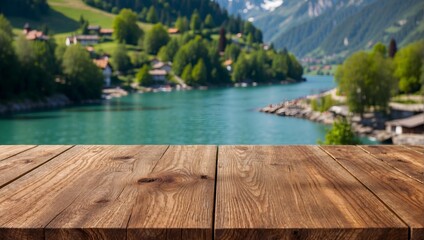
[215,146,407,240]
[0,145,73,188]
[322,145,424,240]
[0,145,36,160]
[127,145,217,240]
[360,145,424,183]
[0,146,123,240]
[405,145,424,154]
[45,145,168,240]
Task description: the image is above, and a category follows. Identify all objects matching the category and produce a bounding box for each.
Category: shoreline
[259,89,424,144]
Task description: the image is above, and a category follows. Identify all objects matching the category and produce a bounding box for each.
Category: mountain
[215,0,424,59]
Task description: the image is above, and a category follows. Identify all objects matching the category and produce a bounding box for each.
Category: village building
[99,28,114,37]
[148,61,172,84]
[386,113,424,135]
[167,28,179,35]
[87,25,101,34]
[93,57,113,87]
[23,23,49,41]
[148,69,168,83]
[223,59,233,71]
[152,61,172,72]
[66,35,100,46]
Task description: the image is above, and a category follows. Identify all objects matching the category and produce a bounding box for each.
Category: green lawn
[9,0,152,40]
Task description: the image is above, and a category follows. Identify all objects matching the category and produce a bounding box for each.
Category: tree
[172,36,208,76]
[389,38,397,58]
[112,44,131,73]
[136,65,153,86]
[113,9,143,45]
[190,11,201,32]
[0,14,13,36]
[0,30,19,99]
[146,6,158,23]
[191,59,207,85]
[79,15,89,34]
[204,14,214,29]
[272,53,288,80]
[336,51,396,115]
[287,54,303,80]
[181,64,193,84]
[144,23,170,54]
[218,27,227,53]
[232,53,249,83]
[175,16,189,33]
[394,41,424,93]
[62,45,103,101]
[372,42,387,57]
[130,51,149,68]
[319,118,360,145]
[224,44,241,61]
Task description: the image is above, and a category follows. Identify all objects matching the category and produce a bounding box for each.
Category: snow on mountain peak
[261,0,284,11]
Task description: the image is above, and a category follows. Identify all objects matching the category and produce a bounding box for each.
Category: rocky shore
[259,90,397,143]
[0,94,73,115]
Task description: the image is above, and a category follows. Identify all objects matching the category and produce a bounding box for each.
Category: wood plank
[322,146,424,240]
[127,145,217,240]
[0,145,137,240]
[0,145,73,188]
[360,145,424,183]
[215,146,407,240]
[405,145,424,154]
[45,145,168,240]
[0,145,36,160]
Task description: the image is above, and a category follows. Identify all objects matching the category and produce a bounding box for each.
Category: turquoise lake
[0,76,371,144]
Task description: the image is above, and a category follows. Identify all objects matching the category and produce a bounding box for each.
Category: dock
[0,145,423,239]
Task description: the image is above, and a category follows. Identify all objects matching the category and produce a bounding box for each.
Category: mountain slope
[216,0,424,58]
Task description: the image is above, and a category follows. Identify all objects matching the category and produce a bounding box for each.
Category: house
[152,61,172,73]
[99,28,113,37]
[150,58,161,66]
[66,35,100,46]
[386,113,424,135]
[87,25,101,34]
[93,57,113,87]
[148,69,168,83]
[167,28,179,34]
[223,59,233,71]
[23,23,48,41]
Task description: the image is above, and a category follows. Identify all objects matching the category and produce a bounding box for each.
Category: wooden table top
[0,145,422,240]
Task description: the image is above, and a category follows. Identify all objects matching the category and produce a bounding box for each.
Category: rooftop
[387,113,424,128]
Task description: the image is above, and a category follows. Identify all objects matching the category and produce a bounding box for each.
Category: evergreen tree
[146,6,158,23]
[175,16,189,33]
[136,65,153,86]
[0,14,13,36]
[204,14,215,29]
[389,38,397,58]
[191,59,207,85]
[190,11,201,32]
[232,53,249,83]
[181,64,193,84]
[218,28,227,53]
[0,29,18,99]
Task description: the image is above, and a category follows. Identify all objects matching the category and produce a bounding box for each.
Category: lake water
[0,76,371,145]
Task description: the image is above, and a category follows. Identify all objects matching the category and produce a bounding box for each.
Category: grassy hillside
[8,0,152,41]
